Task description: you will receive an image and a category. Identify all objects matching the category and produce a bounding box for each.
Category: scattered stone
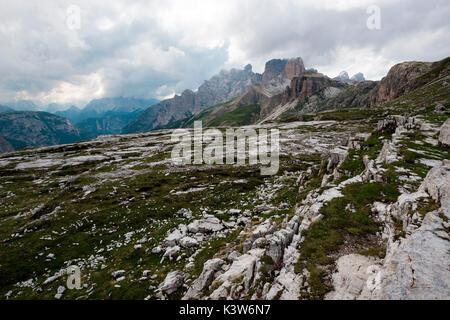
[54,286,66,299]
[158,271,186,295]
[179,237,198,248]
[187,215,224,234]
[111,270,126,279]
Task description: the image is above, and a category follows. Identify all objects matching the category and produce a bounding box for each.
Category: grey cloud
[0,0,448,105]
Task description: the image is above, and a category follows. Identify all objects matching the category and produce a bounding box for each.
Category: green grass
[295,182,399,299]
[358,247,386,259]
[208,104,261,127]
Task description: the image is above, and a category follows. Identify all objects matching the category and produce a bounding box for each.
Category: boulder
[323,147,349,172]
[164,228,185,247]
[209,249,265,299]
[266,229,294,263]
[183,258,226,300]
[178,208,193,219]
[163,245,180,261]
[187,215,224,234]
[179,237,198,248]
[250,219,276,241]
[376,140,397,164]
[111,270,126,279]
[158,270,186,295]
[420,160,450,208]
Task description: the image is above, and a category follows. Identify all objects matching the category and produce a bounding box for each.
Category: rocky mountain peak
[350,72,365,82]
[334,71,350,81]
[284,57,306,80]
[123,65,263,133]
[262,57,305,85]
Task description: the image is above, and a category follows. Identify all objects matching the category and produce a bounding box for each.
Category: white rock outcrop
[438,118,450,147]
[158,270,186,295]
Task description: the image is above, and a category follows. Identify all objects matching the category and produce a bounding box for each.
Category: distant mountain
[0,111,82,150]
[53,97,158,139]
[0,105,14,113]
[0,135,14,154]
[122,65,263,133]
[333,71,350,82]
[2,100,39,111]
[76,110,144,140]
[350,72,365,82]
[334,71,366,83]
[123,58,306,134]
[55,106,84,124]
[44,103,71,113]
[82,97,158,117]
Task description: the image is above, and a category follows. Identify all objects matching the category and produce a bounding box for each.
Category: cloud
[0,0,449,106]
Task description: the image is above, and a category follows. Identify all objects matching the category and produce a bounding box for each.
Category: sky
[0,0,449,107]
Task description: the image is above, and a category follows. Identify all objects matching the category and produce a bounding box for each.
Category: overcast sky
[0,0,449,107]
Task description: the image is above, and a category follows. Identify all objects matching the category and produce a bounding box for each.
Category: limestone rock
[111,270,126,279]
[326,254,382,300]
[178,208,193,219]
[438,119,450,147]
[420,160,450,207]
[158,270,186,295]
[187,215,224,234]
[250,219,276,241]
[164,228,186,247]
[183,258,225,300]
[380,209,450,300]
[179,236,198,248]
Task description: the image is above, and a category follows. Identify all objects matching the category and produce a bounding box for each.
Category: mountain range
[148,57,449,130]
[0,97,159,151]
[0,111,82,150]
[1,56,448,154]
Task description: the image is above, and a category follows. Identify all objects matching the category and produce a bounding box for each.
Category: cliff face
[124,56,307,133]
[0,112,81,150]
[123,65,262,133]
[369,61,433,106]
[261,57,305,85]
[284,58,306,80]
[281,73,332,104]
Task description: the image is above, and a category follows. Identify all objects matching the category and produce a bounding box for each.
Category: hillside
[0,135,14,154]
[0,112,82,150]
[0,105,15,113]
[76,110,144,140]
[0,56,448,300]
